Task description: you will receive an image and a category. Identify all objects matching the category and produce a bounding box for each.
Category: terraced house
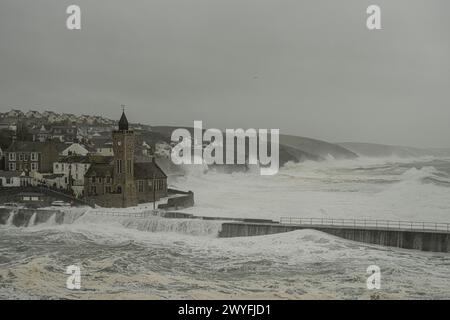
[5,140,59,173]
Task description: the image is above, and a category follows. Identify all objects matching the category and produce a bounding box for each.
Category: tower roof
[118,110,129,131]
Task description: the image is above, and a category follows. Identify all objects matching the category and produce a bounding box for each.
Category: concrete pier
[218,222,450,253]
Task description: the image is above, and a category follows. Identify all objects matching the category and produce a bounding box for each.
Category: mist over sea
[1,156,450,299]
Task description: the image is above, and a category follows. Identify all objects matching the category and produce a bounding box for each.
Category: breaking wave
[399,167,450,187]
[0,209,224,238]
[121,217,222,237]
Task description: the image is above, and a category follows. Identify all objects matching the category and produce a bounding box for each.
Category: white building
[25,110,43,118]
[94,141,114,156]
[5,109,24,118]
[34,125,51,142]
[40,173,68,190]
[0,171,32,187]
[141,141,152,156]
[53,155,91,197]
[60,143,89,156]
[155,141,171,158]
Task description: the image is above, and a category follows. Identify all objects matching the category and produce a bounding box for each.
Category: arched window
[117,186,122,194]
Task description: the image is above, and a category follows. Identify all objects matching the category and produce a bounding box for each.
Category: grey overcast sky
[0,0,449,148]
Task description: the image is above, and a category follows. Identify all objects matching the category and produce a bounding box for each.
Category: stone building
[83,111,167,208]
[4,140,59,173]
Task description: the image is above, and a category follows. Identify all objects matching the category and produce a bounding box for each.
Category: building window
[155,180,164,190]
[24,154,28,161]
[127,160,132,174]
[55,163,59,170]
[106,176,112,184]
[148,180,153,189]
[97,177,102,183]
[6,178,11,184]
[8,153,15,161]
[8,163,16,171]
[31,162,38,171]
[117,159,122,173]
[105,186,112,193]
[90,186,97,195]
[117,186,122,194]
[138,180,144,192]
[19,154,24,161]
[91,176,96,183]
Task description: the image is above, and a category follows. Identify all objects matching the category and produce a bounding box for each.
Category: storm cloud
[1,0,449,148]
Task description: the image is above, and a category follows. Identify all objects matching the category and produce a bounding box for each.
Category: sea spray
[47,213,57,226]
[122,216,223,237]
[6,210,17,226]
[62,209,90,224]
[28,212,37,227]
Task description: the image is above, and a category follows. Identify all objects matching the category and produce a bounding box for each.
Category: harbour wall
[218,222,450,253]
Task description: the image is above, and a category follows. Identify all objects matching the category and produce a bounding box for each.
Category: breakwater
[218,222,450,252]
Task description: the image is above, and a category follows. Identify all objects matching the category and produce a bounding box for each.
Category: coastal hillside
[339,142,450,158]
[152,126,358,165]
[279,134,358,161]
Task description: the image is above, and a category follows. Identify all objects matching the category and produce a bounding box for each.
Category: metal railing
[89,210,157,218]
[279,217,450,232]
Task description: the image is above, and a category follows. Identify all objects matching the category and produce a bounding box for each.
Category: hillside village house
[50,124,78,142]
[31,125,51,142]
[60,143,89,156]
[95,141,114,156]
[38,173,67,190]
[0,122,13,130]
[25,110,43,119]
[52,155,96,197]
[84,110,167,207]
[4,109,23,118]
[5,141,59,173]
[0,146,3,171]
[91,138,114,156]
[0,171,32,187]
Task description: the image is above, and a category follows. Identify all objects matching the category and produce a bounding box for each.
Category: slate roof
[6,141,47,152]
[134,161,167,179]
[0,170,21,178]
[85,163,114,177]
[118,111,129,131]
[57,155,90,163]
[42,173,65,179]
[87,155,114,164]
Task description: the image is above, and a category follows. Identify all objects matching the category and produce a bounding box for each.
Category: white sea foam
[27,212,37,227]
[1,157,449,299]
[171,157,450,223]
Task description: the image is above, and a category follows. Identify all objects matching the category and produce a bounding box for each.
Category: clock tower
[112,107,137,207]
